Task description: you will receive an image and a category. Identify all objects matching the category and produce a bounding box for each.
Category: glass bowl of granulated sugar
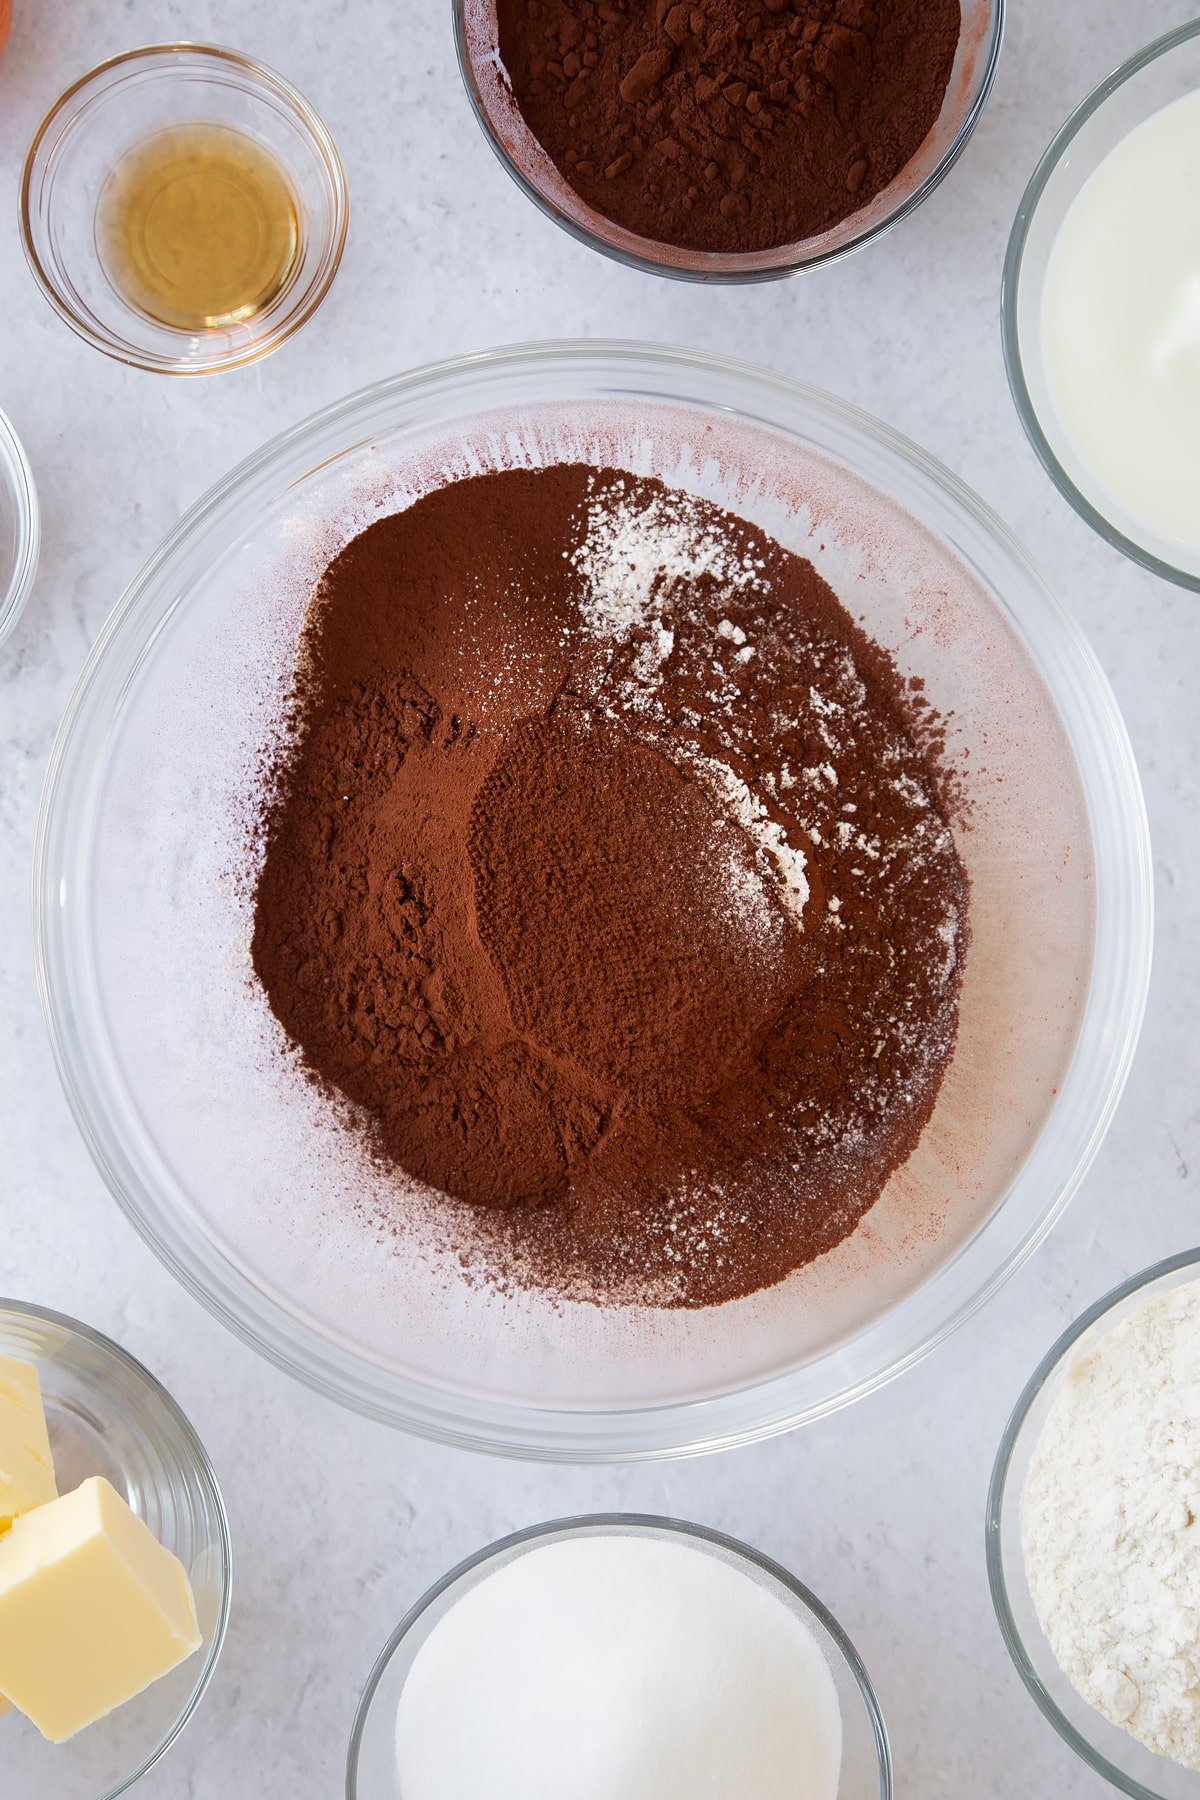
[34,342,1149,1460]
[348,1515,892,1800]
[454,0,1003,281]
[988,1248,1200,1800]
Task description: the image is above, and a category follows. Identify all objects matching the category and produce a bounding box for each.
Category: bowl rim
[32,338,1153,1461]
[452,0,1006,284]
[1001,18,1200,592]
[985,1247,1200,1798]
[346,1511,894,1799]
[0,1295,233,1800]
[19,40,350,378]
[0,405,40,647]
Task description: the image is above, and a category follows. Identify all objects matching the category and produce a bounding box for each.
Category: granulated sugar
[394,1534,842,1800]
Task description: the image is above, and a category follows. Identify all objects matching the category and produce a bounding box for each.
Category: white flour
[568,475,810,928]
[569,475,764,647]
[689,750,810,925]
[1022,1278,1200,1769]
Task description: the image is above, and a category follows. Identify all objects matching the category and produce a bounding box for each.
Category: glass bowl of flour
[347,1515,892,1799]
[988,1248,1200,1799]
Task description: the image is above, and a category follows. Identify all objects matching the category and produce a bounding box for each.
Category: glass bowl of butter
[0,1298,231,1798]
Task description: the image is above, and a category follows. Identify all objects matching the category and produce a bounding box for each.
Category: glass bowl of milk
[348,1514,892,1800]
[1004,20,1200,589]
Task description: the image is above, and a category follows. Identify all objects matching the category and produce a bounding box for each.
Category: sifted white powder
[689,750,810,925]
[569,477,764,646]
[568,477,810,928]
[1022,1278,1200,1770]
[394,1534,842,1800]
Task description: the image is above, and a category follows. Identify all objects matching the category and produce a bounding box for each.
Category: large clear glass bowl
[1002,21,1200,588]
[348,1514,892,1799]
[455,0,1004,282]
[987,1250,1200,1799]
[33,341,1151,1461]
[0,1299,231,1799]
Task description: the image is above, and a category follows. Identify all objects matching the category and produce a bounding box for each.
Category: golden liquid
[98,124,300,332]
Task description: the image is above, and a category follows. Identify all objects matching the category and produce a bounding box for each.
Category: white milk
[1041,87,1200,557]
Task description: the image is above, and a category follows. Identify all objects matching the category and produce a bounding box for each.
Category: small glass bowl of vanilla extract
[21,44,349,375]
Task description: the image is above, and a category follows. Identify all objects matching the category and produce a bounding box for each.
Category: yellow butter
[0,1694,9,1719]
[0,1475,202,1741]
[0,1355,57,1530]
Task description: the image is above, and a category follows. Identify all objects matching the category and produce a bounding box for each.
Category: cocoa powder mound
[251,466,968,1307]
[494,0,962,254]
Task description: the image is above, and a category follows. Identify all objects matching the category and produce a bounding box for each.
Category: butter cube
[0,1694,9,1718]
[0,1355,57,1529]
[0,1476,202,1741]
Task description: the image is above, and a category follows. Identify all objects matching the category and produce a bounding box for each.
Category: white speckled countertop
[2,3,1198,1795]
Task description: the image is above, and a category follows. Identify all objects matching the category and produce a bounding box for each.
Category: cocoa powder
[494,0,962,254]
[251,466,968,1307]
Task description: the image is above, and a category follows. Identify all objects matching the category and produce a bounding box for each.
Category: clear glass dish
[0,1298,231,1799]
[0,405,39,646]
[454,0,1004,282]
[987,1250,1200,1799]
[348,1513,892,1799]
[1003,21,1200,589]
[21,43,349,376]
[33,341,1151,1461]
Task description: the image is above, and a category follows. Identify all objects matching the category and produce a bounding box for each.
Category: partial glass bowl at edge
[0,405,39,646]
[0,1299,231,1800]
[348,1515,892,1799]
[987,1250,1200,1800]
[454,0,1004,282]
[1003,20,1200,589]
[33,341,1152,1461]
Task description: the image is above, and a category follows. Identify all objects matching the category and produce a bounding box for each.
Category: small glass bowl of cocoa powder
[455,0,1003,281]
